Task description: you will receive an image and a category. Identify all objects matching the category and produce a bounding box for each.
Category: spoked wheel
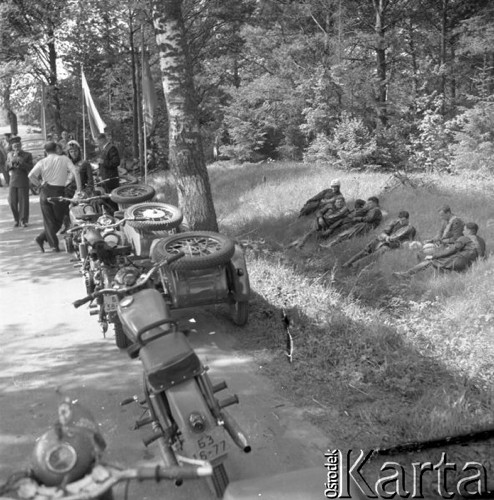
[114,317,131,349]
[208,463,229,498]
[151,231,235,270]
[124,202,183,231]
[109,184,155,205]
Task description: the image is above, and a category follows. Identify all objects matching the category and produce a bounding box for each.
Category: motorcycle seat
[140,331,202,392]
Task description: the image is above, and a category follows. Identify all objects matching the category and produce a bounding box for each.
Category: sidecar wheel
[114,318,131,349]
[151,232,235,270]
[124,202,183,231]
[110,184,155,205]
[209,463,229,498]
[231,300,249,326]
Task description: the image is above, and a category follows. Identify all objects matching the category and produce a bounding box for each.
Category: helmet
[31,399,106,487]
[330,179,341,187]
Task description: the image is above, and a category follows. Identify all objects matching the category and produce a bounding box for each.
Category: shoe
[35,237,45,253]
[13,221,19,227]
[52,247,61,253]
[22,222,28,227]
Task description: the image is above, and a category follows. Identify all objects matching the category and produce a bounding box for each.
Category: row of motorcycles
[19,179,253,498]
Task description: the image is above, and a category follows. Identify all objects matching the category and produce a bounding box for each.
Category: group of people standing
[295,180,486,277]
[1,131,120,253]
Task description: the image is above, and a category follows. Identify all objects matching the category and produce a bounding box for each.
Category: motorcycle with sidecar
[73,254,251,497]
[150,231,250,326]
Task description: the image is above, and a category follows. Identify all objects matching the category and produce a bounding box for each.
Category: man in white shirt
[28,141,81,253]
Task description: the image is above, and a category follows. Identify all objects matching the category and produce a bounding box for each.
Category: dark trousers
[8,185,29,223]
[38,184,66,249]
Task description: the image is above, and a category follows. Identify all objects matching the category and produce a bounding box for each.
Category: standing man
[28,141,81,253]
[96,133,120,212]
[6,137,33,227]
[96,133,120,192]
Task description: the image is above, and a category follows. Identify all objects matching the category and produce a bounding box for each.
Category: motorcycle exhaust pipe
[220,410,251,453]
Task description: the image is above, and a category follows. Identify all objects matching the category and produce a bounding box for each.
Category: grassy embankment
[152,160,494,489]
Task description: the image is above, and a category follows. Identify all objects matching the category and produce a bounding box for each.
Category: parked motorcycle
[0,398,212,500]
[73,253,251,497]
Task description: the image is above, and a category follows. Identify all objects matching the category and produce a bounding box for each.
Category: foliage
[448,100,494,172]
[409,95,454,172]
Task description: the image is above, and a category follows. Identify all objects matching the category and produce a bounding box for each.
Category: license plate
[103,294,119,312]
[191,432,228,462]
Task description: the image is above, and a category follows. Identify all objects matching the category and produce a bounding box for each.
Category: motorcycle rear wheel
[209,463,229,498]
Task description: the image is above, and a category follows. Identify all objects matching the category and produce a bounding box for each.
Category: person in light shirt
[28,141,81,253]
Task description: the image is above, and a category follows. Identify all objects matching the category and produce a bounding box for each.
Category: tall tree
[152,0,218,231]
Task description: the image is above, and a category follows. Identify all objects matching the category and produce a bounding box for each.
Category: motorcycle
[73,253,252,497]
[0,398,212,500]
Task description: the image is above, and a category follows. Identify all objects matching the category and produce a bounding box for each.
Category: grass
[204,160,494,484]
[149,159,494,493]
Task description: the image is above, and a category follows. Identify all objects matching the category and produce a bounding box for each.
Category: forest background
[2,0,494,494]
[1,0,494,174]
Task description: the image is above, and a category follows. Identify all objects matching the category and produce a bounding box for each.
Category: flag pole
[81,65,87,160]
[141,25,148,184]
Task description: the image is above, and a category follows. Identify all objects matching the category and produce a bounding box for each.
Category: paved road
[0,142,330,499]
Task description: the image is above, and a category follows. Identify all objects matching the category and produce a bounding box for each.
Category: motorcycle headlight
[103,231,120,248]
[114,267,140,286]
[97,215,115,226]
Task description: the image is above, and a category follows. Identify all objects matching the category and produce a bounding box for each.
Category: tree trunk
[3,79,18,135]
[152,0,218,231]
[47,30,62,134]
[373,0,387,127]
[440,0,448,110]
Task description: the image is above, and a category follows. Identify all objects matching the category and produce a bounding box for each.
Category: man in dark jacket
[298,179,343,217]
[343,210,417,268]
[394,222,486,278]
[96,133,120,193]
[6,137,33,227]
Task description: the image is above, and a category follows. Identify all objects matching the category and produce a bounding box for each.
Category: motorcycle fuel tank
[118,288,172,343]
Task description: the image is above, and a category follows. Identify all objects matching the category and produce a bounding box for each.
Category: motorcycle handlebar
[73,252,185,308]
[47,194,110,204]
[67,217,150,234]
[0,462,212,500]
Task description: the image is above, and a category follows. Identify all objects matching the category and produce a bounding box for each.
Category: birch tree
[152,0,218,231]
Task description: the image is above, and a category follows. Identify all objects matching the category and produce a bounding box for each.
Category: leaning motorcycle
[73,254,252,497]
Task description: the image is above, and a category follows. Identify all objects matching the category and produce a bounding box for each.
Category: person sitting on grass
[320,196,383,249]
[320,198,366,239]
[298,179,343,217]
[288,195,348,249]
[342,210,417,268]
[393,222,485,278]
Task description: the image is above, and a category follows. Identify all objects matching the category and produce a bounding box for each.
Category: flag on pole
[142,51,158,136]
[81,68,106,141]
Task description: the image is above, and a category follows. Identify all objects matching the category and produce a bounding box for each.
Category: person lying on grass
[288,196,348,249]
[342,210,417,268]
[320,196,383,249]
[393,222,485,278]
[298,178,343,217]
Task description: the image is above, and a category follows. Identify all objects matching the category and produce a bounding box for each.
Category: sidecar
[150,231,250,326]
[120,201,184,257]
